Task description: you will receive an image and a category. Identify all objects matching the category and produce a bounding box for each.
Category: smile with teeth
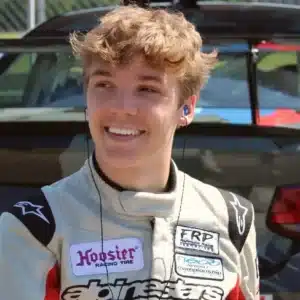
[105,127,145,136]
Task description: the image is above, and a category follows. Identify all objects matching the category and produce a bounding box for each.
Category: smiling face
[70,5,217,178]
[86,55,189,169]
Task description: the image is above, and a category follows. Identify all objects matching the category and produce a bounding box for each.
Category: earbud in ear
[183,105,189,116]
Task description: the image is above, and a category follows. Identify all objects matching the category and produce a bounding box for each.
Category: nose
[109,90,138,116]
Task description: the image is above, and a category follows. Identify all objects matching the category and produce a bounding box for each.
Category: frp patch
[175,225,219,254]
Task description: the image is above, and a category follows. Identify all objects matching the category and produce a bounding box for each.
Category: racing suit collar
[92,153,175,193]
[84,155,182,218]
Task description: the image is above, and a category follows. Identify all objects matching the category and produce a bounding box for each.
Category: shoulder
[0,164,88,247]
[1,189,55,247]
[46,161,90,193]
[0,166,85,247]
[185,173,254,252]
[42,162,91,208]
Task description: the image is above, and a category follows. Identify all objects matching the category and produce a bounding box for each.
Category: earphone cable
[84,110,115,299]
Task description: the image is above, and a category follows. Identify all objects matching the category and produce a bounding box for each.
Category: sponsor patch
[61,278,224,300]
[175,253,224,281]
[70,238,144,276]
[175,225,219,254]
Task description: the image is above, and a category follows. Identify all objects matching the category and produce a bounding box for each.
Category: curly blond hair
[70,5,218,102]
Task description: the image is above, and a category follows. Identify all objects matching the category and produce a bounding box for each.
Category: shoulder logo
[228,193,248,235]
[14,201,50,224]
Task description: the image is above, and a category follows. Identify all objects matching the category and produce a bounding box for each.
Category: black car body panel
[24,2,300,39]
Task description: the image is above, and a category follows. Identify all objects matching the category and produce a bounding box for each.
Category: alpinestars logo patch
[229,193,248,235]
[14,201,50,223]
[61,278,224,300]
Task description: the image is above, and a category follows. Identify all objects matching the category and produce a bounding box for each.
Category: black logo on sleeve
[14,201,50,223]
[220,189,253,253]
[7,190,56,247]
[228,193,248,235]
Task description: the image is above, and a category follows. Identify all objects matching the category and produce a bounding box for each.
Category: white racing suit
[0,157,260,299]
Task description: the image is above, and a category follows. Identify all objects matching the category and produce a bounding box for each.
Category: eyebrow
[90,69,112,78]
[89,69,163,84]
[137,75,163,84]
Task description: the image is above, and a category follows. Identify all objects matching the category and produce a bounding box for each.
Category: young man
[0,5,260,300]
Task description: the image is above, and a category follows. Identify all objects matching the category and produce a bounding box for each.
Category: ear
[178,94,197,127]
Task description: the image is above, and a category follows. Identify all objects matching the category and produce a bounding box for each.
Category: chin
[101,150,145,169]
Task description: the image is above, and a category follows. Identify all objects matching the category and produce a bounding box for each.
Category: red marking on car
[258,109,300,126]
[257,41,300,51]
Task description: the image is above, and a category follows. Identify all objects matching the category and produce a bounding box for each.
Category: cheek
[86,105,103,131]
[86,90,100,111]
[150,108,179,133]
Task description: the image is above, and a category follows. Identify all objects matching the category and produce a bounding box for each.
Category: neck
[94,152,172,193]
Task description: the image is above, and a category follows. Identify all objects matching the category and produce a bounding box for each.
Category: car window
[0,50,84,110]
[256,40,300,109]
[195,47,252,124]
[200,55,249,109]
[0,53,34,107]
[1,41,300,127]
[1,46,250,109]
[0,44,251,123]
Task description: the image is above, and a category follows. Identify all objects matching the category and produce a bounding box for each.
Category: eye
[138,86,160,94]
[94,82,113,89]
